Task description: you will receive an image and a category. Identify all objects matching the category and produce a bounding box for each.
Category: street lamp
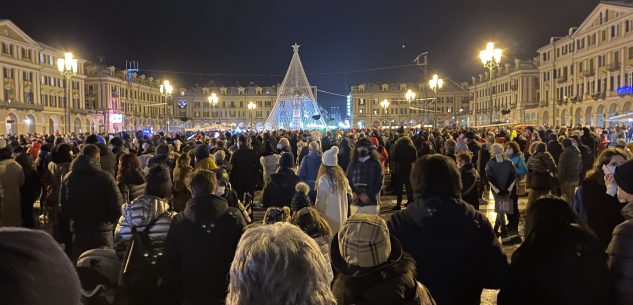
[405,89,416,127]
[480,42,502,125]
[247,101,256,128]
[208,92,219,127]
[159,80,173,132]
[380,99,390,131]
[57,52,78,134]
[428,74,443,129]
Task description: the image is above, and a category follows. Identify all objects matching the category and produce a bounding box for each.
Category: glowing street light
[428,74,443,128]
[479,42,502,125]
[380,99,390,130]
[405,89,416,127]
[57,52,78,134]
[247,101,257,128]
[208,92,219,126]
[160,80,173,131]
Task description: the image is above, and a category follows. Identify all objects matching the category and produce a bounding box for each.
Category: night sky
[4,0,598,109]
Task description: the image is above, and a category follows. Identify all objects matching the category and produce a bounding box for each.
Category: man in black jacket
[546,133,563,165]
[261,152,301,208]
[229,135,261,201]
[60,144,123,262]
[387,154,508,305]
[163,169,246,305]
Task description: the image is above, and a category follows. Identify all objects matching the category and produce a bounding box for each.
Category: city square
[1,1,633,305]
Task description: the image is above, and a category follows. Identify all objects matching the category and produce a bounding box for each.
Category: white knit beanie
[322,146,339,167]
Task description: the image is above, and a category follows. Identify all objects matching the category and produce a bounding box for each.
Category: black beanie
[279,152,294,169]
[194,144,211,160]
[0,228,81,305]
[615,159,633,194]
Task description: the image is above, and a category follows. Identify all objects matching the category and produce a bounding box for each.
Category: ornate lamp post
[479,42,502,125]
[159,80,173,131]
[247,101,256,128]
[405,89,416,127]
[428,74,443,129]
[380,99,390,131]
[57,52,78,134]
[208,92,219,127]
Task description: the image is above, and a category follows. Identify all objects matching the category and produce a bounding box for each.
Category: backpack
[120,214,165,303]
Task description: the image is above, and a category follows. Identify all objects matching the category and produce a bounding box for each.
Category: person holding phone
[346,138,383,215]
[579,149,628,249]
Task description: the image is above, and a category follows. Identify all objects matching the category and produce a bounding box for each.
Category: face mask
[506,149,514,155]
[277,143,283,150]
[216,186,226,196]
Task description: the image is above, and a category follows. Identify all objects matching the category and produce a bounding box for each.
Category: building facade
[174,85,278,130]
[84,63,172,133]
[350,81,470,129]
[528,1,633,127]
[468,58,540,126]
[0,19,98,135]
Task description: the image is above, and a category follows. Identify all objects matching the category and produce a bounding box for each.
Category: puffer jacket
[526,151,557,174]
[114,195,176,258]
[607,202,633,305]
[558,146,582,184]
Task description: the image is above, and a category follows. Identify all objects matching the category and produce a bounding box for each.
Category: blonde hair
[315,164,349,195]
[295,182,310,194]
[226,223,336,305]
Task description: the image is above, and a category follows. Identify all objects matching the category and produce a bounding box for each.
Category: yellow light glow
[57,58,65,72]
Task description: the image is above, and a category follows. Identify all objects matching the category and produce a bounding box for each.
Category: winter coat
[194,157,218,171]
[547,140,563,164]
[485,157,516,194]
[392,141,418,177]
[261,168,301,208]
[460,163,481,210]
[95,143,116,177]
[60,155,123,234]
[163,194,246,305]
[229,147,261,194]
[508,154,528,177]
[578,144,595,178]
[582,133,597,155]
[42,161,70,208]
[298,152,322,191]
[387,196,508,305]
[117,167,146,203]
[558,146,582,184]
[580,176,625,250]
[498,224,609,305]
[607,202,633,305]
[260,154,280,181]
[315,175,351,233]
[172,165,192,213]
[332,250,436,305]
[477,143,491,178]
[0,159,25,226]
[338,149,351,172]
[114,195,176,258]
[526,151,556,174]
[346,157,383,206]
[20,169,41,227]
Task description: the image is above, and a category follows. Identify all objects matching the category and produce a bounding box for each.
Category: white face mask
[277,143,283,150]
[216,186,226,196]
[506,149,514,155]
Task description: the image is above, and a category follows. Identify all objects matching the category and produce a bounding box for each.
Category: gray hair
[226,223,336,305]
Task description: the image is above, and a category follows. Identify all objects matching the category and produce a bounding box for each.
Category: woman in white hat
[315,146,352,233]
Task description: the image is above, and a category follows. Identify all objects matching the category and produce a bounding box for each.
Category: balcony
[608,62,621,72]
[71,108,87,115]
[556,75,568,84]
[0,101,44,111]
[583,70,595,77]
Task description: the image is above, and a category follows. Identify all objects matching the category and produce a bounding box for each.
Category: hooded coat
[387,196,508,305]
[607,202,633,305]
[0,159,24,226]
[262,168,301,208]
[163,194,246,305]
[60,155,122,234]
[95,143,116,177]
[558,146,582,184]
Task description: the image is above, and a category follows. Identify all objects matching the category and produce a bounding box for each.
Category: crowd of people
[0,124,632,305]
